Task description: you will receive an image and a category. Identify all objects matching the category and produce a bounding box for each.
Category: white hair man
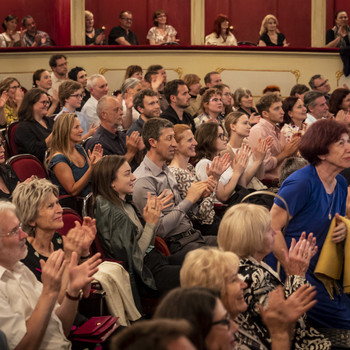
[82,74,109,127]
[0,201,101,349]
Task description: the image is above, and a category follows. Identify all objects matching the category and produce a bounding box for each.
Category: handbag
[71,316,119,343]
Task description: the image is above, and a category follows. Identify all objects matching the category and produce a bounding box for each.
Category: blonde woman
[180,247,319,350]
[258,14,288,47]
[47,113,103,197]
[218,203,330,349]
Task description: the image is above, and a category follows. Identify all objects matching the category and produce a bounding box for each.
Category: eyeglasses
[212,313,231,330]
[39,100,50,106]
[1,223,23,238]
[121,17,133,22]
[0,139,6,148]
[70,94,83,99]
[315,79,328,88]
[57,62,68,67]
[218,133,227,141]
[210,98,222,103]
[8,85,21,90]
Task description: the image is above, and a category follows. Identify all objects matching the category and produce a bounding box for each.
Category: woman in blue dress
[270,118,350,329]
[47,113,103,197]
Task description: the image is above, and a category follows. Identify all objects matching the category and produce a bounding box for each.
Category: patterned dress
[169,164,215,225]
[238,256,330,350]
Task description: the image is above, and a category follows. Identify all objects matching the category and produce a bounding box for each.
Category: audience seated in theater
[85,10,106,46]
[124,65,143,81]
[205,14,238,46]
[303,90,329,125]
[48,54,68,97]
[85,95,141,171]
[213,83,234,117]
[225,111,271,190]
[47,113,102,197]
[111,318,194,350]
[15,88,53,162]
[127,89,161,140]
[183,74,202,117]
[68,66,90,109]
[326,10,350,48]
[204,71,222,88]
[218,203,330,349]
[22,15,54,47]
[169,124,221,236]
[56,80,98,138]
[13,178,96,298]
[194,88,224,128]
[0,133,19,200]
[0,200,101,350]
[309,74,331,102]
[258,14,288,47]
[32,69,60,116]
[92,155,181,298]
[281,96,309,142]
[290,83,310,101]
[108,10,139,45]
[0,15,25,47]
[262,84,281,96]
[248,94,300,181]
[0,77,24,127]
[133,118,216,263]
[82,74,109,128]
[161,79,195,132]
[329,87,350,126]
[195,122,251,205]
[233,87,260,125]
[147,9,178,45]
[154,287,237,350]
[181,247,318,349]
[120,78,142,128]
[270,120,350,331]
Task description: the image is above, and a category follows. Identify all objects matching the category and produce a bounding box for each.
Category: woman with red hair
[205,14,237,46]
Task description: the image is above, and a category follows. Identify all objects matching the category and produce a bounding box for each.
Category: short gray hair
[87,74,106,91]
[120,78,140,98]
[96,95,119,119]
[303,90,325,109]
[0,201,16,235]
[12,178,59,237]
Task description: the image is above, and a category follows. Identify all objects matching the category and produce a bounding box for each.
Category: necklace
[86,28,94,34]
[327,192,335,220]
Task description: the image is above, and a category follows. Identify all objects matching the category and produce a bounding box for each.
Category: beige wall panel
[0,50,343,96]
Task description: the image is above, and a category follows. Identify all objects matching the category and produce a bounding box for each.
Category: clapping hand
[206,153,231,181]
[88,143,103,165]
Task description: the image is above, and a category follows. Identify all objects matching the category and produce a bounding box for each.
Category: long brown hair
[92,155,127,207]
[46,113,78,168]
[194,122,223,163]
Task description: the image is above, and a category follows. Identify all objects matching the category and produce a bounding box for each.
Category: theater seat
[6,154,48,181]
[57,207,83,236]
[6,121,19,156]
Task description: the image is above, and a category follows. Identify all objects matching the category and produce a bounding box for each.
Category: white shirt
[305,113,317,126]
[49,72,67,96]
[81,96,100,128]
[0,262,71,350]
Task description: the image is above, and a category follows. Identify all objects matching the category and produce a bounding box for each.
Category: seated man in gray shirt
[133,118,216,263]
